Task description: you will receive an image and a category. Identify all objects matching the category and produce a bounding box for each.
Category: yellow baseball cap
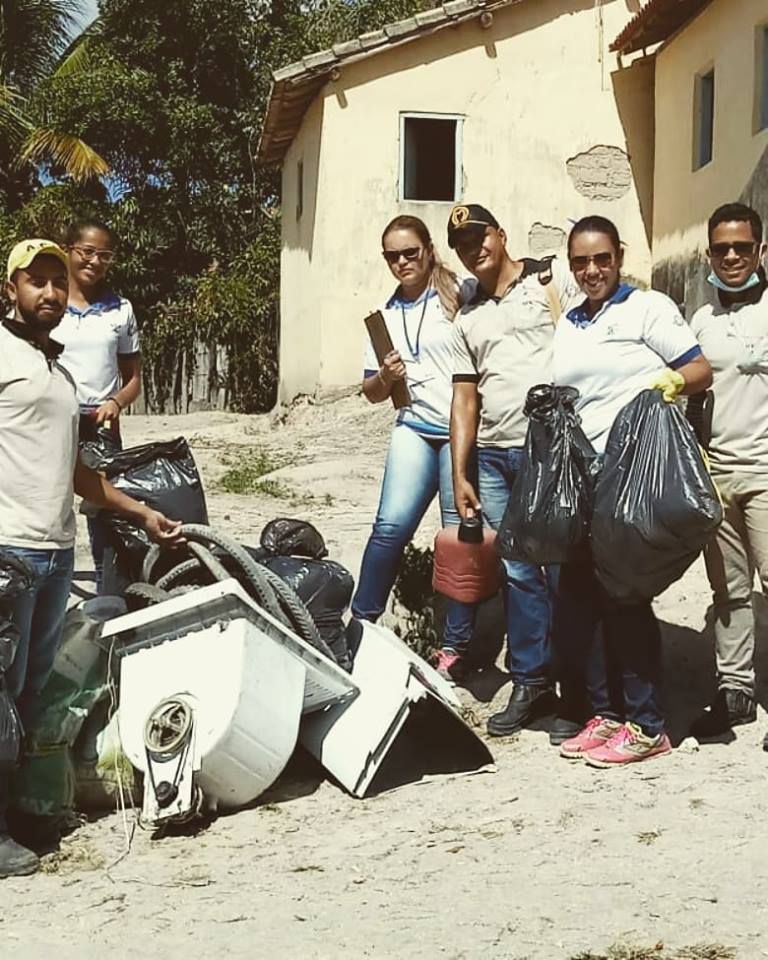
[6,238,69,282]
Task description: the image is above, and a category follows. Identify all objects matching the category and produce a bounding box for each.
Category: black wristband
[108,396,124,411]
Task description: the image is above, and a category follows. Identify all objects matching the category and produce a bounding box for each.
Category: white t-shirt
[553,285,701,453]
[364,286,460,437]
[57,294,140,407]
[691,282,768,473]
[0,323,79,549]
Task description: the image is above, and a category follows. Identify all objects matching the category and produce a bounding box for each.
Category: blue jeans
[470,446,557,685]
[0,546,73,827]
[352,424,471,648]
[551,549,664,736]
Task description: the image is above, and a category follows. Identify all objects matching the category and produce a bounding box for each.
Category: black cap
[447,204,499,248]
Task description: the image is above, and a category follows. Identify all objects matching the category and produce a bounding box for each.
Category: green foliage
[3,0,433,410]
[392,543,440,662]
[215,447,285,494]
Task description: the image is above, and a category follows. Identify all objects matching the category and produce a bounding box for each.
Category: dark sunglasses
[709,241,757,258]
[382,246,422,265]
[569,252,615,270]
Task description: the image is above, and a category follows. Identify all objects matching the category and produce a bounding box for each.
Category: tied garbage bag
[592,389,722,602]
[0,548,34,773]
[260,518,327,560]
[498,384,598,564]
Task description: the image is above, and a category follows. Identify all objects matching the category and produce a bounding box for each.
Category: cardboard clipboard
[364,311,411,410]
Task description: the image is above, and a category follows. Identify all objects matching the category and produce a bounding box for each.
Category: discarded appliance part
[102,579,358,823]
[300,621,494,798]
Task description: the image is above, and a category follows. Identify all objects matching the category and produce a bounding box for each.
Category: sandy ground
[3,395,768,960]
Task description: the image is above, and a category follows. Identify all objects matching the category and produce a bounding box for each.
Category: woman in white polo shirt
[57,219,142,590]
[351,215,472,679]
[551,215,712,768]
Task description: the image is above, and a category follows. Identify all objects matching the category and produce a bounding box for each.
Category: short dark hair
[708,203,764,244]
[63,218,118,249]
[567,215,622,258]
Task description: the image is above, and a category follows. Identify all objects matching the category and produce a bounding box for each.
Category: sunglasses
[709,241,757,258]
[71,244,115,264]
[569,252,615,270]
[382,246,423,265]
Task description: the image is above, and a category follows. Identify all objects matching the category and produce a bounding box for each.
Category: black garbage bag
[98,438,207,586]
[498,384,598,564]
[592,389,722,602]
[262,556,353,668]
[0,677,20,772]
[0,548,35,601]
[260,519,327,560]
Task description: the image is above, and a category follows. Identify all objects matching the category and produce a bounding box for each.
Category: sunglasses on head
[382,246,422,265]
[569,252,615,270]
[709,241,757,258]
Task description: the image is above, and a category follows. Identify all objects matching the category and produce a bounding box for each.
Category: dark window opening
[694,69,715,169]
[401,116,459,202]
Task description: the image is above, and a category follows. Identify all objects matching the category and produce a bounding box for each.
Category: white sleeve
[117,301,141,354]
[363,336,377,374]
[641,291,701,366]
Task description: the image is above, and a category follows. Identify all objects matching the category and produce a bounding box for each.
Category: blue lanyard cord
[401,288,430,361]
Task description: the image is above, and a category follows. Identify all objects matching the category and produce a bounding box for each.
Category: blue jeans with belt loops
[351,424,474,650]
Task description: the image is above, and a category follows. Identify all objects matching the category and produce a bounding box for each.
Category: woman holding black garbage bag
[57,220,142,592]
[550,215,712,767]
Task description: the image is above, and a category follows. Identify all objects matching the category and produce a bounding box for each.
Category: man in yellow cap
[0,239,182,878]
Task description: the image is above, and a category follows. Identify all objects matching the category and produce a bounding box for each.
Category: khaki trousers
[704,471,768,695]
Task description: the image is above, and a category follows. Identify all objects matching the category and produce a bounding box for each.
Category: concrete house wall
[278,0,655,402]
[651,0,768,312]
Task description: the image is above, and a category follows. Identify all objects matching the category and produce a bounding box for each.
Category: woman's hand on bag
[455,478,481,521]
[379,351,406,385]
[95,398,121,424]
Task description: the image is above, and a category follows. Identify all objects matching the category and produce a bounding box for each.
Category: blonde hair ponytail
[381,215,463,320]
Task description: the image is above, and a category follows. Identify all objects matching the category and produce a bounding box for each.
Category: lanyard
[401,289,430,361]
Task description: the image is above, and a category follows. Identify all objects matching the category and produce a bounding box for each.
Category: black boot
[487,683,557,737]
[0,833,39,879]
[690,688,757,739]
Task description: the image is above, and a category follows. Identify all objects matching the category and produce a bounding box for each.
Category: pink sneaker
[584,722,672,768]
[435,648,466,682]
[560,716,622,760]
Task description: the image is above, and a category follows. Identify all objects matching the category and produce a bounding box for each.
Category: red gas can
[432,517,502,603]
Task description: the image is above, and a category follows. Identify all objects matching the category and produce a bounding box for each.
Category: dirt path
[6,397,768,960]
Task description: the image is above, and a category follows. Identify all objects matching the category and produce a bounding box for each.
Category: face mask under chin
[707,270,761,294]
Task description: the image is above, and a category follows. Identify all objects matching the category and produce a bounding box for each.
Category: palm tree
[0,0,107,190]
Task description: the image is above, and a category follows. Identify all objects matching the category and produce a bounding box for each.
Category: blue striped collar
[66,292,122,318]
[567,283,637,328]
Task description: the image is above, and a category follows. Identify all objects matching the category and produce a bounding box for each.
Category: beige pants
[704,471,768,695]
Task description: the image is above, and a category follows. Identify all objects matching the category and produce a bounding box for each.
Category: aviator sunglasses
[708,241,758,258]
[569,252,615,270]
[382,246,423,265]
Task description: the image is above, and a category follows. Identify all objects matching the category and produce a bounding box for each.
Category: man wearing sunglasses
[689,203,768,744]
[448,204,580,736]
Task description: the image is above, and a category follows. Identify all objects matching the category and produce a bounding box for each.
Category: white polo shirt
[56,294,140,407]
[553,285,701,453]
[0,323,79,549]
[364,286,464,437]
[691,281,768,473]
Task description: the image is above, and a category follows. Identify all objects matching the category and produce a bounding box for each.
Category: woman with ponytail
[351,215,473,680]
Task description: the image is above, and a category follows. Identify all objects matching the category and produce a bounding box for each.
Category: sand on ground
[3,396,768,960]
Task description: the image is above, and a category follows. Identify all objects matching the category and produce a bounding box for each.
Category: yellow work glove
[650,368,685,403]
